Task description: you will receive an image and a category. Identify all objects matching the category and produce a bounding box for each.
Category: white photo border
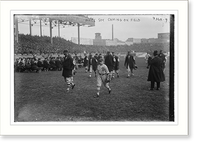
[0,1,187,135]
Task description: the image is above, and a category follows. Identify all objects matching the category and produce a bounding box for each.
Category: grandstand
[15,34,169,55]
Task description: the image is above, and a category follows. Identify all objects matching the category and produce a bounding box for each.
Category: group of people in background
[62,50,115,97]
[14,49,167,96]
[83,51,120,79]
[14,56,63,73]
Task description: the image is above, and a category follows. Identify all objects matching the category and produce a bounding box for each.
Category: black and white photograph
[13,13,174,123]
[0,0,191,139]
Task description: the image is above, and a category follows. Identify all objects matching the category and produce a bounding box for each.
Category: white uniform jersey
[97,64,109,75]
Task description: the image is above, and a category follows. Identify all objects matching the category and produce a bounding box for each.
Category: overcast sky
[17,14,170,42]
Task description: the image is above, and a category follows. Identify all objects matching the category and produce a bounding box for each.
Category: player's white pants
[127,65,134,76]
[96,75,110,94]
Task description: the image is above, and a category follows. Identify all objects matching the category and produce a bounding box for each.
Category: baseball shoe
[108,88,111,94]
[71,84,75,89]
[94,93,99,98]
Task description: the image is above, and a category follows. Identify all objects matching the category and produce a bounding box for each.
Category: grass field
[14,57,170,122]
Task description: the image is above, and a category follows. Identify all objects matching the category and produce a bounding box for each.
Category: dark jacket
[113,55,119,70]
[62,55,74,78]
[43,59,49,69]
[83,56,89,67]
[104,54,114,72]
[92,56,98,71]
[124,55,136,70]
[55,59,62,69]
[88,55,93,71]
[147,56,165,82]
[159,53,166,70]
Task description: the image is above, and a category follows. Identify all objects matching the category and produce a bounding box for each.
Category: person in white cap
[95,58,112,97]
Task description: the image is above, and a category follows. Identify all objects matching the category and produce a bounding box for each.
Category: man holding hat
[95,58,112,97]
[62,50,75,92]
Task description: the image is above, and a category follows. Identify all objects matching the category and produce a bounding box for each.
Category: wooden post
[78,23,80,45]
[40,18,42,37]
[15,16,19,43]
[112,24,114,40]
[29,18,32,36]
[49,19,53,44]
[58,20,60,37]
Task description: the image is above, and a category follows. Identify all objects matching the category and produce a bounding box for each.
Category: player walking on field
[62,50,75,92]
[92,53,99,77]
[124,51,136,77]
[112,52,120,78]
[104,51,114,80]
[95,58,112,97]
[83,53,89,73]
[88,53,93,78]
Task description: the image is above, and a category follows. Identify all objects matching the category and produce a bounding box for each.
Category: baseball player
[62,50,75,92]
[88,53,93,78]
[95,58,112,97]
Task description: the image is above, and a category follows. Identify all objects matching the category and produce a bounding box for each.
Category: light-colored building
[141,38,149,43]
[93,33,106,46]
[71,37,93,45]
[93,39,106,46]
[158,33,170,39]
[114,38,126,46]
[125,38,133,46]
[117,41,126,46]
[105,39,117,46]
[125,38,141,45]
[133,38,141,44]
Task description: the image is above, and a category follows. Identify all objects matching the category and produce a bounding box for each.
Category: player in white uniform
[95,58,112,97]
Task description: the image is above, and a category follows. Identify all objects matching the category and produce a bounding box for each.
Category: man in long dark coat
[92,53,98,77]
[62,50,75,92]
[124,51,136,77]
[104,51,114,72]
[147,50,165,90]
[112,52,120,78]
[88,53,93,78]
[83,53,89,73]
[104,51,114,80]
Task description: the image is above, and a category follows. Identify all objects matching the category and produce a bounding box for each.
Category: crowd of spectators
[15,34,169,55]
[14,53,85,73]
